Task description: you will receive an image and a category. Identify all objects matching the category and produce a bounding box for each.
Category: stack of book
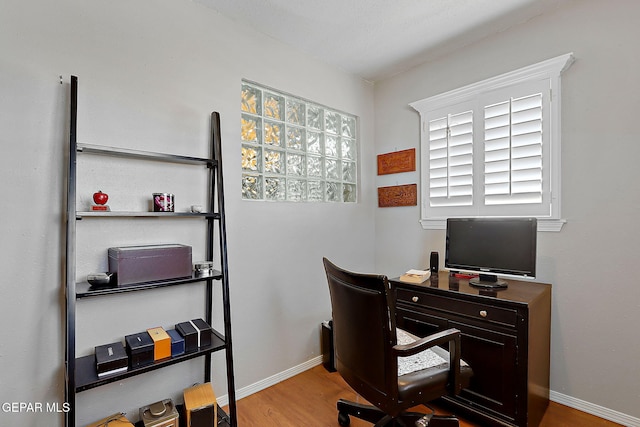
[399,269,431,284]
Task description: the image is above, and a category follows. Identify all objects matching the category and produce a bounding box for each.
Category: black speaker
[430,251,439,273]
[321,320,336,372]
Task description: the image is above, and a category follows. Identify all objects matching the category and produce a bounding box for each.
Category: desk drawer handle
[412,296,419,303]
[479,310,488,318]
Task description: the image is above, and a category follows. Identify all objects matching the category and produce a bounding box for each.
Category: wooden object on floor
[85,413,135,427]
[224,365,622,427]
[184,382,217,427]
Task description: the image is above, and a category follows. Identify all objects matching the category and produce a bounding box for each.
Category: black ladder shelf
[64,76,237,427]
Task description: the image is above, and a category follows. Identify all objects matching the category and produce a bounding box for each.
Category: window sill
[420,218,566,232]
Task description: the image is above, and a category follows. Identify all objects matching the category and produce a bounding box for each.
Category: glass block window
[241,80,357,202]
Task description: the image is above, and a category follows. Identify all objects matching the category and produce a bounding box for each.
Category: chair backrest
[323,258,399,407]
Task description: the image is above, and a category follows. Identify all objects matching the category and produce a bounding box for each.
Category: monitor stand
[469,274,508,289]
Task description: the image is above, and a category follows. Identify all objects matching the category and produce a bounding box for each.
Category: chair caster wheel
[338,412,350,426]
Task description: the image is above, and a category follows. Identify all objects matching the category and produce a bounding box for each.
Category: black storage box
[175,321,198,353]
[95,341,128,377]
[108,244,192,286]
[166,329,185,356]
[190,318,213,348]
[125,332,154,368]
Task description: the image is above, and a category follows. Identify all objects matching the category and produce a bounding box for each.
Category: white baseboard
[550,390,640,427]
[219,360,639,427]
[216,355,323,408]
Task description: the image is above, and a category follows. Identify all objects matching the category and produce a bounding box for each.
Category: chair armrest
[393,328,460,357]
[393,328,463,395]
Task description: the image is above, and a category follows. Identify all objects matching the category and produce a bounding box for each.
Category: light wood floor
[225,365,622,427]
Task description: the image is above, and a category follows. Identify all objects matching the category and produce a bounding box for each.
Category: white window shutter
[484,93,543,206]
[428,110,474,207]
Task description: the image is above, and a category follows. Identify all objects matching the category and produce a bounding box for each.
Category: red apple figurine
[93,191,109,205]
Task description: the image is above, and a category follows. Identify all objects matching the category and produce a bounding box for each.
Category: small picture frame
[377,148,416,175]
[377,184,417,207]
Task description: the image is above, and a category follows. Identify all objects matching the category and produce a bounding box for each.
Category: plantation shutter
[484,93,543,206]
[428,110,474,207]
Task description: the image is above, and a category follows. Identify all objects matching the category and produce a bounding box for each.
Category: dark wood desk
[391,271,551,427]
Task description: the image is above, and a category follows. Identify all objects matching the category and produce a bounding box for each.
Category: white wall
[4,0,639,425]
[374,0,640,422]
[0,0,375,425]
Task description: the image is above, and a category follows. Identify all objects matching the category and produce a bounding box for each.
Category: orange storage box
[147,327,172,361]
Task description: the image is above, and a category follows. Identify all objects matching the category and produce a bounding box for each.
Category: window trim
[410,53,574,232]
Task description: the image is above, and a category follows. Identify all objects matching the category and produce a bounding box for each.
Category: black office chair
[323,258,473,427]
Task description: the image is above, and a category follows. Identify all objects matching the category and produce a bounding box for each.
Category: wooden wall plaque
[378,184,417,208]
[377,148,416,175]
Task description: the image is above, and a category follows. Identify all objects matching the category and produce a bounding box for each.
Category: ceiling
[195,0,567,82]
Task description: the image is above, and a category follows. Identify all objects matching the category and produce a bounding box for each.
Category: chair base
[337,399,459,427]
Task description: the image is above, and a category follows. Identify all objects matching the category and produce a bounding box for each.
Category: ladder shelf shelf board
[75,330,226,392]
[76,211,221,219]
[77,142,217,166]
[75,271,223,298]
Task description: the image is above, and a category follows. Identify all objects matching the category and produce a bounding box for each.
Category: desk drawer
[397,289,518,327]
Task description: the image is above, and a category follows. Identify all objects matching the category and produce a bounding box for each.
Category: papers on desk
[399,269,431,284]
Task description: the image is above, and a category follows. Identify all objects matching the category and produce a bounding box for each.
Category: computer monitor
[445,217,537,289]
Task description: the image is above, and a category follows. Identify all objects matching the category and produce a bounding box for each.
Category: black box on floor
[175,321,198,352]
[321,320,336,372]
[125,332,154,368]
[95,341,128,377]
[190,318,213,348]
